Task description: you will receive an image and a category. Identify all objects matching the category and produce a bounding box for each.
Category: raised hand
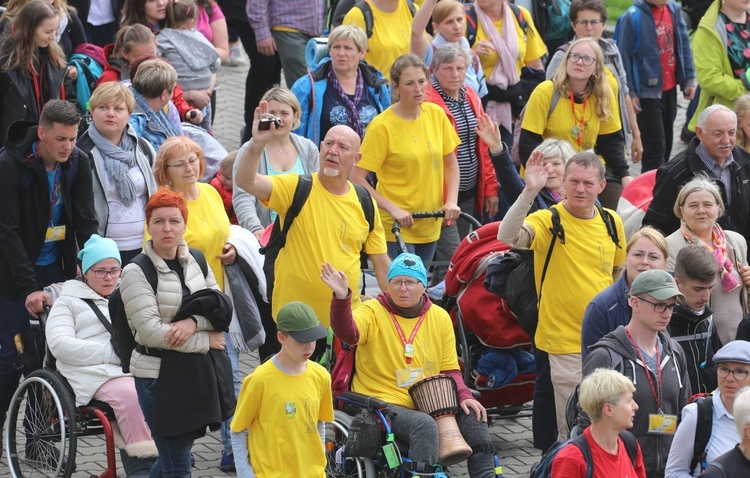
[523,150,550,193]
[321,262,349,299]
[474,113,503,154]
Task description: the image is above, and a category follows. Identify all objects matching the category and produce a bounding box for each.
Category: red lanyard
[389,311,426,366]
[569,90,587,149]
[625,328,662,412]
[32,62,45,119]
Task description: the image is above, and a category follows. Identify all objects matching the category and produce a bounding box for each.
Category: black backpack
[690,395,714,474]
[259,174,375,302]
[486,204,621,339]
[331,0,416,38]
[108,249,208,374]
[529,430,638,478]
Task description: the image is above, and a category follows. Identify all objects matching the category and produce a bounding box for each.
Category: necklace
[569,90,588,150]
[404,122,420,143]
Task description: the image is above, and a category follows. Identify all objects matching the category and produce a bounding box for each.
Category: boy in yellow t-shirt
[230,302,334,478]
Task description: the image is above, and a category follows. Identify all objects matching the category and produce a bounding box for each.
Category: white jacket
[46,279,125,406]
[120,239,219,379]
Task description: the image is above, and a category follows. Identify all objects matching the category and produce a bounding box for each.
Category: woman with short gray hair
[290,24,390,146]
[666,173,750,344]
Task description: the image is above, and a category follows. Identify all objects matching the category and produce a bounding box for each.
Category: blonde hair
[261,86,302,129]
[432,0,464,24]
[551,38,612,122]
[132,58,177,98]
[736,94,750,150]
[579,368,635,422]
[626,226,668,262]
[533,138,576,164]
[153,136,206,187]
[328,24,367,53]
[89,81,136,114]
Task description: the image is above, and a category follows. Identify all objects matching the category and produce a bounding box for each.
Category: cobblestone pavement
[0,59,689,478]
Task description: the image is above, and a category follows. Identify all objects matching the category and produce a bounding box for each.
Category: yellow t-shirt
[184,183,230,291]
[230,359,334,478]
[350,300,460,409]
[357,104,461,243]
[525,204,626,354]
[342,0,415,80]
[473,6,547,78]
[144,183,230,290]
[263,173,387,327]
[521,81,622,153]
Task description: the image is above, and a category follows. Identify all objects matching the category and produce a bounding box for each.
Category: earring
[168,179,173,186]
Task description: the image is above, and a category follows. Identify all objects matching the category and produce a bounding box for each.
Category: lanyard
[48,165,61,227]
[625,328,662,412]
[569,90,587,149]
[389,311,426,366]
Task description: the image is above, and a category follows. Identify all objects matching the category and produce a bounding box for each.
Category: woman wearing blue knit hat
[323,253,498,477]
[46,234,158,476]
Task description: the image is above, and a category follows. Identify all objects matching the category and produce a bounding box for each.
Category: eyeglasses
[388,279,422,290]
[636,296,676,314]
[568,52,596,66]
[91,268,122,279]
[717,365,750,381]
[574,19,604,27]
[166,157,200,169]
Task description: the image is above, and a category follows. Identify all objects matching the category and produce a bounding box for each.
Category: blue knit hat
[387,253,427,287]
[78,235,121,275]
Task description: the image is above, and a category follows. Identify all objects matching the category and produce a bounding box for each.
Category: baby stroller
[440,222,536,418]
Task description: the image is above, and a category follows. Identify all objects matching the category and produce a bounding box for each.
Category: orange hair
[145,188,188,224]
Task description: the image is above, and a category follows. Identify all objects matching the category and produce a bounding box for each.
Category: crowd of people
[5,0,750,477]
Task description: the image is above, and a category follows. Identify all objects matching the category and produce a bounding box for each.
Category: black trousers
[226,19,282,146]
[637,87,678,173]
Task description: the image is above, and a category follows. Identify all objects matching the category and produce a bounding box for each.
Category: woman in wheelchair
[46,235,157,476]
[322,253,498,477]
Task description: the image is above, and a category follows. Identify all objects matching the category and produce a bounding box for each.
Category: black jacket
[152,289,235,439]
[583,326,690,478]
[0,49,68,145]
[0,121,97,296]
[643,137,750,242]
[667,303,721,395]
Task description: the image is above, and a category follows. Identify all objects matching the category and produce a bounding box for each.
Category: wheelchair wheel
[326,410,376,478]
[4,369,78,478]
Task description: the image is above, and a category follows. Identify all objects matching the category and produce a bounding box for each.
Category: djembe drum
[408,374,473,466]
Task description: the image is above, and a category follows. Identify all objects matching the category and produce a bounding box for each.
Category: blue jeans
[135,378,194,478]
[220,335,241,455]
[386,241,437,265]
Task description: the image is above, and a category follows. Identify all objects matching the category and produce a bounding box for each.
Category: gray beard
[322,167,339,177]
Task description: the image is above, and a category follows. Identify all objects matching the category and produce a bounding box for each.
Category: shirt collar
[696,143,735,170]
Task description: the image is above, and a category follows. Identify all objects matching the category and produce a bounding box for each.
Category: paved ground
[0,58,689,478]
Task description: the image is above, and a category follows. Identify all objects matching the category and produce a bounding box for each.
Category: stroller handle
[391,211,482,255]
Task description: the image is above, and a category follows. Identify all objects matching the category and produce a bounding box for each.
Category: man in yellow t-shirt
[343,0,417,80]
[230,301,334,478]
[235,105,390,361]
[497,151,626,453]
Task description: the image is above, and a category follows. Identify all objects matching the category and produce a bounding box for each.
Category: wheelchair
[4,309,118,478]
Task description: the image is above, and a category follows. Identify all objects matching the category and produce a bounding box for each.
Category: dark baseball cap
[276,301,328,343]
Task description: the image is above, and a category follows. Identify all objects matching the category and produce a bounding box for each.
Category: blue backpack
[69,52,104,113]
[529,430,638,478]
[545,0,572,41]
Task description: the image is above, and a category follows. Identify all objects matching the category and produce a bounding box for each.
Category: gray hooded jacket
[157,28,220,91]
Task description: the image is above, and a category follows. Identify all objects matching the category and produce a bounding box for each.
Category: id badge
[648,414,678,435]
[45,225,66,243]
[395,367,423,388]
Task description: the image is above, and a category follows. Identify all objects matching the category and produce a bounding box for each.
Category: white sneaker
[226,43,247,67]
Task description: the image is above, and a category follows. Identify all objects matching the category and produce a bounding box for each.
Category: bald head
[320,125,362,180]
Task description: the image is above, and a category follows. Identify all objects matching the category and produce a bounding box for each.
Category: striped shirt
[431,76,478,192]
[696,144,734,205]
[246,0,325,42]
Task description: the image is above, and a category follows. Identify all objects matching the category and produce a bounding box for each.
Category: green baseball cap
[629,270,685,301]
[276,301,328,343]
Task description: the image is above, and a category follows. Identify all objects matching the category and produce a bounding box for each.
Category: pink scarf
[475,1,519,133]
[680,222,741,293]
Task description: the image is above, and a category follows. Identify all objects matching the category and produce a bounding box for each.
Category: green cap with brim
[629,269,685,301]
[276,301,329,343]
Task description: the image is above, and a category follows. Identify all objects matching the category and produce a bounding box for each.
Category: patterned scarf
[680,221,740,293]
[327,65,365,138]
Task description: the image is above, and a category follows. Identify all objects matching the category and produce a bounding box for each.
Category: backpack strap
[83,298,114,335]
[595,204,622,249]
[353,183,375,233]
[690,395,714,473]
[131,253,159,293]
[259,174,314,255]
[538,207,564,308]
[571,434,595,478]
[605,347,625,374]
[354,0,374,38]
[188,247,209,278]
[464,4,478,47]
[619,430,639,467]
[508,2,528,40]
[548,89,560,121]
[705,461,729,478]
